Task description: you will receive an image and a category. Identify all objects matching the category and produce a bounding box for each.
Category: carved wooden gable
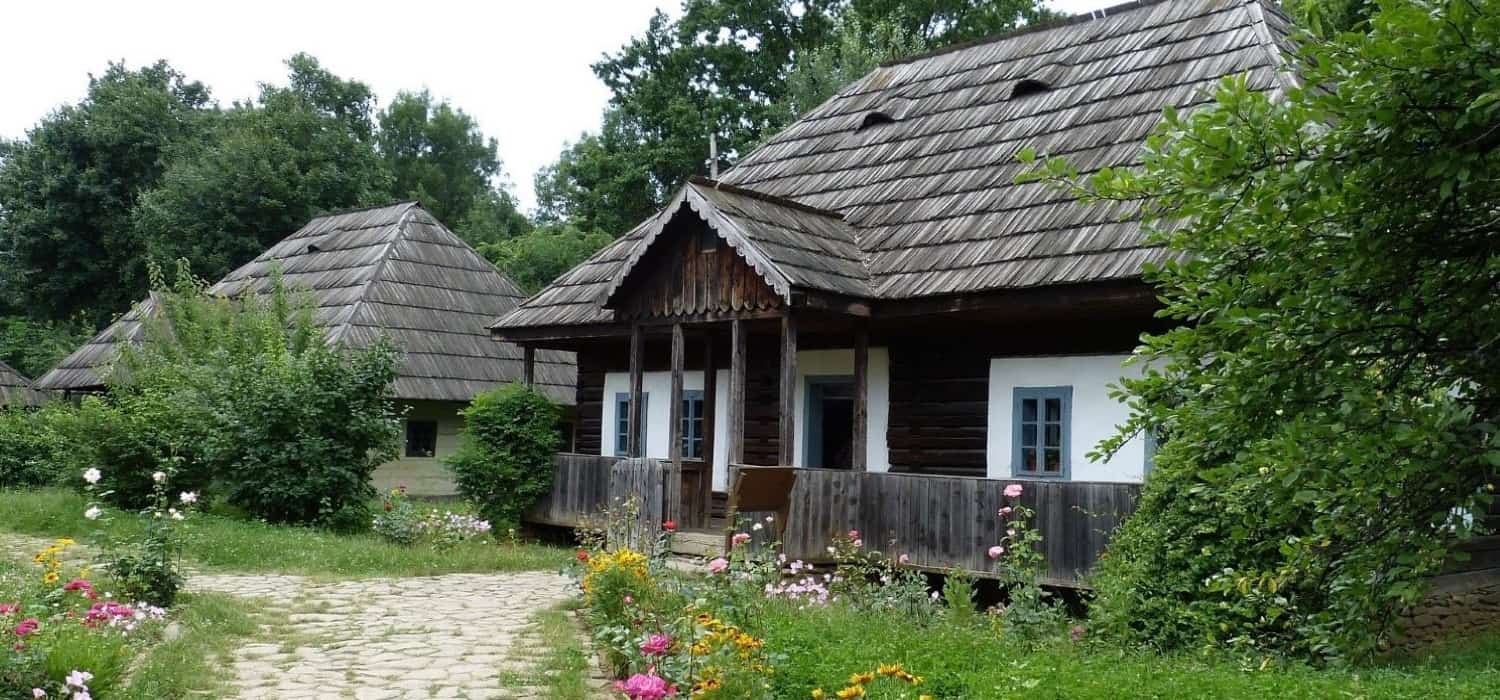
[608,215,782,321]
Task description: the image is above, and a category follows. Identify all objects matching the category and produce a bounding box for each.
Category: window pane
[405,421,437,458]
[1045,423,1061,448]
[1045,398,1062,422]
[1021,423,1036,447]
[1044,448,1061,472]
[1021,398,1037,421]
[1023,447,1037,472]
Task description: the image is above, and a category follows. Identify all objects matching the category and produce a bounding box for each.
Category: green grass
[117,592,261,699]
[757,603,1500,699]
[499,601,596,700]
[0,488,571,578]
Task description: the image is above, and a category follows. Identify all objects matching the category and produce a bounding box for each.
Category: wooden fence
[733,466,1139,586]
[527,453,678,547]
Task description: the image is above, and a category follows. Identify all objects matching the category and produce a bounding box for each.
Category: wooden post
[701,331,718,525]
[852,321,868,471]
[669,323,685,469]
[522,345,536,387]
[779,313,797,467]
[628,324,644,458]
[728,319,746,465]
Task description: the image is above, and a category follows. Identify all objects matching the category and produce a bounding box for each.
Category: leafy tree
[132,54,390,284]
[0,61,212,323]
[782,13,928,118]
[540,0,1048,237]
[378,89,528,244]
[479,224,612,293]
[1022,0,1500,659]
[0,316,90,378]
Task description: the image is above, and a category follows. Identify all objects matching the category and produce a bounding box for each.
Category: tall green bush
[0,406,71,488]
[109,261,400,525]
[445,383,562,528]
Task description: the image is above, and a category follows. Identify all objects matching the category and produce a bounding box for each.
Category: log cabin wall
[613,215,784,321]
[884,319,1155,476]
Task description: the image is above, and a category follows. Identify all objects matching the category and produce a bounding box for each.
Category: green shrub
[0,406,70,488]
[445,383,561,528]
[110,262,401,525]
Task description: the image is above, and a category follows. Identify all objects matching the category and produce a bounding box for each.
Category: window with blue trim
[614,393,648,456]
[681,390,705,458]
[1012,386,1072,478]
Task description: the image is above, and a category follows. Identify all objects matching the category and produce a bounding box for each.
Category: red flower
[63,579,92,593]
[383,501,393,512]
[13,618,39,636]
[576,550,590,562]
[662,520,677,533]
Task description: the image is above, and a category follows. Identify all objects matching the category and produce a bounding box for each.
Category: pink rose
[63,579,92,593]
[999,506,1013,517]
[707,557,729,574]
[0,603,19,616]
[613,670,676,699]
[13,618,39,636]
[640,633,672,656]
[847,529,860,539]
[897,553,910,565]
[987,545,1005,559]
[1004,483,1023,498]
[731,532,751,547]
[623,595,634,605]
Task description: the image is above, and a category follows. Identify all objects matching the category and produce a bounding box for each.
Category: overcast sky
[0,0,1114,213]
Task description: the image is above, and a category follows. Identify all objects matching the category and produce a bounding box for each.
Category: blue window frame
[614,392,648,456]
[681,390,705,459]
[1143,427,1160,476]
[1012,386,1072,478]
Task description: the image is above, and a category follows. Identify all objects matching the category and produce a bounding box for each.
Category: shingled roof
[495,0,1295,330]
[36,202,575,404]
[0,361,45,408]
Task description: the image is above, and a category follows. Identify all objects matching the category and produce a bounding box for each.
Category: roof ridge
[687,177,846,220]
[311,200,422,220]
[1241,0,1302,94]
[879,0,1167,67]
[325,204,415,347]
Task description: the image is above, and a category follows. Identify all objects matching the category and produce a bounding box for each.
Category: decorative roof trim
[1242,0,1302,94]
[598,182,797,309]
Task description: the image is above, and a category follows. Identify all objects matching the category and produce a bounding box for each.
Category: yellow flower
[811,690,826,699]
[835,686,866,699]
[920,696,933,700]
[56,538,75,547]
[42,571,59,584]
[877,664,903,677]
[847,672,875,686]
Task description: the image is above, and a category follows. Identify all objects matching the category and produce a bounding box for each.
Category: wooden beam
[669,323,685,469]
[852,320,868,471]
[700,330,718,521]
[779,313,797,466]
[521,345,536,386]
[728,319,746,465]
[627,323,644,458]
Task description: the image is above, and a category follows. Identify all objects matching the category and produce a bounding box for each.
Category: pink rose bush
[614,669,677,699]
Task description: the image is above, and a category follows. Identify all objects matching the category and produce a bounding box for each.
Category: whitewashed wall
[601,346,891,489]
[601,370,731,489]
[985,354,1146,483]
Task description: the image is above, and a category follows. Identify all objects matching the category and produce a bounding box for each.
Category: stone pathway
[1,533,596,699]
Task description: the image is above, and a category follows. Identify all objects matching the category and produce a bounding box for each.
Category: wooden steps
[671,530,724,558]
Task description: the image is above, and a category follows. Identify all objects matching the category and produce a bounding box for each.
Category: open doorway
[805,376,855,469]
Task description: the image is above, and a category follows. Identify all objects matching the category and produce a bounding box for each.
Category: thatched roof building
[37,202,574,404]
[0,361,45,408]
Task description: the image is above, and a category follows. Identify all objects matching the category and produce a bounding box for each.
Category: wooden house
[0,361,46,409]
[35,202,575,495]
[492,0,1297,582]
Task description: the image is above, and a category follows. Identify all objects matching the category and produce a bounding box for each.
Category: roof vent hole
[1010,78,1052,100]
[306,243,321,253]
[858,111,897,131]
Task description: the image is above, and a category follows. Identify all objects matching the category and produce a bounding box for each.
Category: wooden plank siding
[612,214,784,321]
[736,466,1139,585]
[887,341,991,476]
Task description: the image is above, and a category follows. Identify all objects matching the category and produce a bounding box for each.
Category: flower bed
[569,485,1051,699]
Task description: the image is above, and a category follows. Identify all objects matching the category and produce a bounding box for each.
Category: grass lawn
[758,602,1500,699]
[0,488,571,578]
[115,592,262,699]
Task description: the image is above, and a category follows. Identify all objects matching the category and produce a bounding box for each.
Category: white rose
[179,491,198,504]
[151,471,166,483]
[84,506,102,520]
[83,468,101,485]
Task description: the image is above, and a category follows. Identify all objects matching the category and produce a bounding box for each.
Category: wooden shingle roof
[36,202,575,404]
[0,361,45,408]
[495,0,1295,330]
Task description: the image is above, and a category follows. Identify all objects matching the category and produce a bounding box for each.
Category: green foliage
[445,383,562,528]
[781,13,928,118]
[0,406,76,488]
[0,317,91,378]
[478,224,612,293]
[113,262,401,525]
[1022,0,1500,660]
[133,54,392,284]
[86,467,191,607]
[0,61,213,324]
[538,0,1049,237]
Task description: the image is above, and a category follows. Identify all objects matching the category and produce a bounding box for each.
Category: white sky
[0,0,1114,213]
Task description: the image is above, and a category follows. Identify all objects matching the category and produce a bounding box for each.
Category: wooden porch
[527,453,1139,586]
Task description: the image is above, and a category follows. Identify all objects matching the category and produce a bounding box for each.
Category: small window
[615,393,649,457]
[405,420,438,458]
[1012,386,1071,478]
[699,227,719,253]
[681,390,705,459]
